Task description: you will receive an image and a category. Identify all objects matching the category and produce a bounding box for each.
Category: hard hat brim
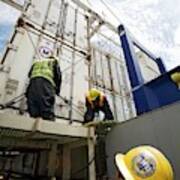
[115,154,134,180]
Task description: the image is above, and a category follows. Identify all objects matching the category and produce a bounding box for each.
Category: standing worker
[84,88,114,124]
[26,54,62,121]
[115,145,174,180]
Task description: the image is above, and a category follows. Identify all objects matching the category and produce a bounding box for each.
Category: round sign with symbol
[38,46,52,58]
[132,153,156,178]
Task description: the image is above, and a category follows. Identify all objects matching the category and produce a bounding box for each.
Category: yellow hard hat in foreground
[171,72,180,89]
[88,88,101,101]
[115,146,173,180]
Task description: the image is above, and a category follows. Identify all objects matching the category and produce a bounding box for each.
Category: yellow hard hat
[171,72,180,88]
[115,146,173,180]
[88,88,101,101]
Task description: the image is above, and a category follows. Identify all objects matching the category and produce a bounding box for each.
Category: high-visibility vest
[86,93,105,109]
[30,58,55,87]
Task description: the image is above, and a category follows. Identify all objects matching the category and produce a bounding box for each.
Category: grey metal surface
[106,101,180,179]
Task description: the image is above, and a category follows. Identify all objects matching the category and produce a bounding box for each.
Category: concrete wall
[106,101,180,179]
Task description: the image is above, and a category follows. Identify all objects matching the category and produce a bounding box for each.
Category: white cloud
[91,0,180,69]
[174,26,180,46]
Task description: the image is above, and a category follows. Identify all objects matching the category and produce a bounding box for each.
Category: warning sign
[38,46,52,58]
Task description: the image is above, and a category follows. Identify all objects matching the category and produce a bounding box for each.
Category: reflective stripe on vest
[86,93,105,108]
[30,58,55,87]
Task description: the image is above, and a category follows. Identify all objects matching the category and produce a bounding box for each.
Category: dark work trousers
[84,98,114,123]
[26,77,55,121]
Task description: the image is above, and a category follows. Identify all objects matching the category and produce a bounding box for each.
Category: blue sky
[0,0,179,69]
[0,2,20,54]
[0,24,12,51]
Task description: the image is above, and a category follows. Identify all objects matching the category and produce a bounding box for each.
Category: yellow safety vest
[30,58,55,87]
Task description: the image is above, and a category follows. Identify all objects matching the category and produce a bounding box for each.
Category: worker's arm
[84,97,95,123]
[102,97,114,120]
[53,60,62,95]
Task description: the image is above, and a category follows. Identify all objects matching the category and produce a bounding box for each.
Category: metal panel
[72,54,88,120]
[44,0,62,35]
[26,0,51,26]
[106,102,180,179]
[103,55,111,90]
[0,0,159,124]
[0,1,89,122]
[76,10,88,50]
[64,3,75,44]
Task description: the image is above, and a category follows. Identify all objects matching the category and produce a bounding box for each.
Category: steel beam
[118,24,144,88]
[0,0,23,11]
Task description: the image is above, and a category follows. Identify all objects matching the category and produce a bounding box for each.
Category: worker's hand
[55,86,60,95]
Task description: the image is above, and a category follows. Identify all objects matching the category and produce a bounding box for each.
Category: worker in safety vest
[115,145,174,180]
[84,88,114,124]
[26,55,62,121]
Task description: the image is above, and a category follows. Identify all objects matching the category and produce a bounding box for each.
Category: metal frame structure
[118,24,180,115]
[0,0,136,122]
[0,1,128,179]
[0,0,163,179]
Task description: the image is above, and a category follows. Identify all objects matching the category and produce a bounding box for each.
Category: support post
[118,24,144,88]
[47,143,58,178]
[156,57,166,74]
[88,127,96,180]
[62,144,71,180]
[118,24,152,114]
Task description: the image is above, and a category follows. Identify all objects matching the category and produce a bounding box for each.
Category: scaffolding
[0,0,160,179]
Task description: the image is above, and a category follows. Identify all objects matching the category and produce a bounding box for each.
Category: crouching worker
[115,145,174,180]
[26,55,62,121]
[84,88,114,124]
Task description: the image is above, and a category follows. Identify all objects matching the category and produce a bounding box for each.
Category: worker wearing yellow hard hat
[83,88,114,124]
[88,88,102,101]
[115,146,174,180]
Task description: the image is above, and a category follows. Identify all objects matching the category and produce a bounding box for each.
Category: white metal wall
[0,0,159,122]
